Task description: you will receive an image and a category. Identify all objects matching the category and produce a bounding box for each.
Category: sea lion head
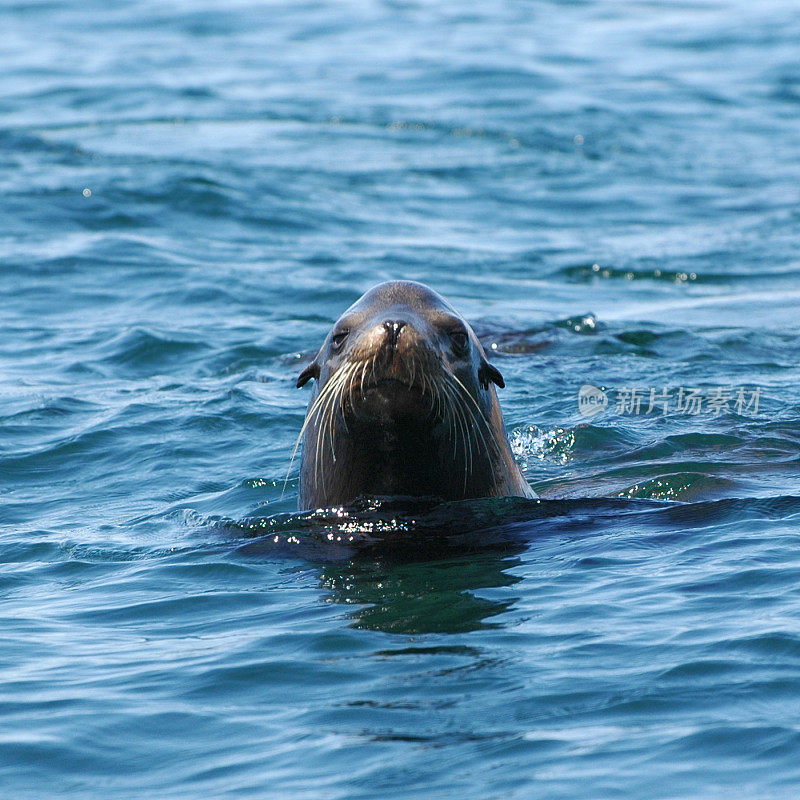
[294,281,534,509]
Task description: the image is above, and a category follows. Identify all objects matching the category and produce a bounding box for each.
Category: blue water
[3,0,800,797]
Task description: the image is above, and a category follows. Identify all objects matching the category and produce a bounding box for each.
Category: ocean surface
[3,0,800,797]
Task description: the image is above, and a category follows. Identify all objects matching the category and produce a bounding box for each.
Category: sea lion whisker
[345,361,357,423]
[313,367,345,494]
[318,374,340,470]
[360,360,368,401]
[284,362,349,498]
[444,372,499,491]
[315,363,357,492]
[439,379,461,476]
[440,381,456,460]
[326,363,359,486]
[448,371,500,458]
[449,381,475,490]
[321,368,348,483]
[441,380,465,467]
[428,375,438,417]
[434,377,444,421]
[446,385,460,459]
[447,386,470,492]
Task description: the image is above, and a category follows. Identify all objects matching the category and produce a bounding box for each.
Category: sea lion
[294,281,536,510]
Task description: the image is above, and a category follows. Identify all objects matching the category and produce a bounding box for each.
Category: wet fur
[292,281,535,510]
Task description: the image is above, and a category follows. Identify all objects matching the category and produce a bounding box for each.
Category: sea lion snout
[382,319,406,351]
[358,312,428,361]
[358,315,433,385]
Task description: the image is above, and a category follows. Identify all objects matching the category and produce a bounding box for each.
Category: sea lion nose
[383,320,406,350]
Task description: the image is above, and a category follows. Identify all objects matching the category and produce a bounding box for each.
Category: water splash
[509,424,576,469]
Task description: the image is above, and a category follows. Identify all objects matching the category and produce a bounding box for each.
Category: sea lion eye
[449,329,469,354]
[331,329,349,351]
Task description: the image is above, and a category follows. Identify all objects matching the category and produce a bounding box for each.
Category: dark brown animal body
[294,281,535,510]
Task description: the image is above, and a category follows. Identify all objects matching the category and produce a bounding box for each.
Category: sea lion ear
[296,360,320,388]
[478,360,505,390]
